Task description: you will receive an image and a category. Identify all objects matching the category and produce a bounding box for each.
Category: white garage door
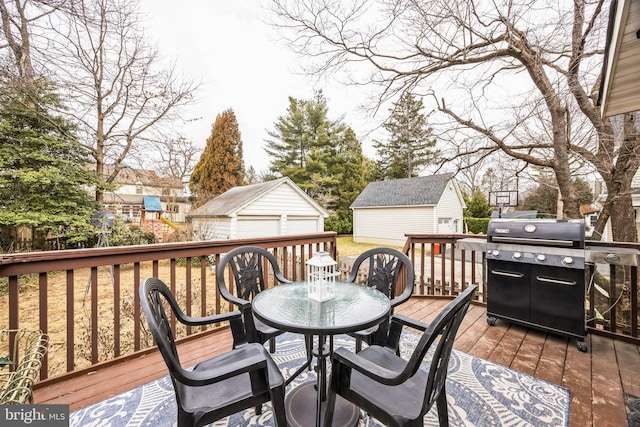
[286,218,319,235]
[237,218,280,238]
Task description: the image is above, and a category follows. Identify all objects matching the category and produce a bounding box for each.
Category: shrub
[465,217,490,234]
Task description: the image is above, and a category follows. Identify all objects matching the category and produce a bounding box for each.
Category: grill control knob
[512,252,523,260]
[491,250,501,258]
[562,256,575,266]
[605,254,620,264]
[536,254,547,263]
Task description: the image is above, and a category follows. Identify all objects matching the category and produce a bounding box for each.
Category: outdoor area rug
[70,333,570,426]
[625,393,640,427]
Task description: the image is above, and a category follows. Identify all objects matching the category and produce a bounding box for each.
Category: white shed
[186,177,329,240]
[350,173,466,246]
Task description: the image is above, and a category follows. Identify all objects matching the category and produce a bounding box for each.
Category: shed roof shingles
[350,173,454,208]
[187,178,287,217]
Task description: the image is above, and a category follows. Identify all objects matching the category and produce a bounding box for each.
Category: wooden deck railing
[0,233,338,382]
[2,231,639,388]
[403,233,640,345]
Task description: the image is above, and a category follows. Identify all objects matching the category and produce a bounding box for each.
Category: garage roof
[350,173,456,208]
[187,177,329,218]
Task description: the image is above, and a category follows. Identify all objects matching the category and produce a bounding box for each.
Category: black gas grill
[485,219,587,351]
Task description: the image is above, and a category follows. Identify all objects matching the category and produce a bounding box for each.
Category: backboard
[488,190,519,208]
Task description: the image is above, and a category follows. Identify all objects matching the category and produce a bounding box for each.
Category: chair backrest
[347,247,415,303]
[139,278,185,385]
[406,284,477,416]
[216,246,290,304]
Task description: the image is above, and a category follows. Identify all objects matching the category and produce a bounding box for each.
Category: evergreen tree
[464,189,492,218]
[265,91,367,232]
[265,91,344,203]
[374,93,438,179]
[0,79,99,249]
[325,128,367,233]
[265,90,344,195]
[190,109,244,206]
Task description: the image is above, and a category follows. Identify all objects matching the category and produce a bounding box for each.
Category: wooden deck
[34,296,640,426]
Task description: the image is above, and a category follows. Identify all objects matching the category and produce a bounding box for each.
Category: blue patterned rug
[70,333,569,426]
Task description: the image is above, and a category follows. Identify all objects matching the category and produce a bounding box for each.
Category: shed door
[237,218,280,238]
[438,218,453,234]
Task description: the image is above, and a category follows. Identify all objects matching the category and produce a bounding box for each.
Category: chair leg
[269,337,276,353]
[436,388,449,427]
[270,384,287,427]
[355,338,362,353]
[255,404,262,415]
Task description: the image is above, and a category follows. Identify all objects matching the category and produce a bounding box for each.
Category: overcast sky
[138,0,376,174]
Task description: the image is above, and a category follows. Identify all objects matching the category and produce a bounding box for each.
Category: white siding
[192,218,231,240]
[353,206,436,246]
[239,185,320,216]
[435,182,465,233]
[237,217,280,238]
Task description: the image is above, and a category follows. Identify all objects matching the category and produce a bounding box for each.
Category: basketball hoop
[488,190,519,218]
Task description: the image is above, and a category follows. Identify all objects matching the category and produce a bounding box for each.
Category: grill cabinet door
[487,260,530,322]
[530,265,585,337]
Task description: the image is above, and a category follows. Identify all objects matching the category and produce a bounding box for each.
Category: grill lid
[487,219,585,249]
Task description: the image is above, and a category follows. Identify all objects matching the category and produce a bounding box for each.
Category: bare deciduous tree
[269,0,640,242]
[1,0,200,205]
[46,0,198,203]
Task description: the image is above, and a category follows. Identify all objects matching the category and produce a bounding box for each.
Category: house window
[166,204,179,213]
[135,182,143,195]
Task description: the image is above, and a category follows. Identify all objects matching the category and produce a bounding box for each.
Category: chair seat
[177,343,285,421]
[254,317,282,337]
[347,346,428,422]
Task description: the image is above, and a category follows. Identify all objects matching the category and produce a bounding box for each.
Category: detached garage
[351,173,466,246]
[186,177,329,240]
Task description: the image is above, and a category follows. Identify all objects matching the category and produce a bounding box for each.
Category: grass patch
[336,235,403,257]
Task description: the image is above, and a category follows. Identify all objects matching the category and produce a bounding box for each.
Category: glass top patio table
[252,281,391,427]
[252,281,391,335]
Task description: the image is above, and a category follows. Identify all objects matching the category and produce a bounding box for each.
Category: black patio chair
[140,277,287,427]
[324,284,478,427]
[216,246,292,353]
[346,247,415,352]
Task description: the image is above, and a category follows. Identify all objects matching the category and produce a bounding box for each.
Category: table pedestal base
[285,382,359,427]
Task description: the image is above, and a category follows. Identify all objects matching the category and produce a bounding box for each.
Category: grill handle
[536,276,577,286]
[491,270,524,278]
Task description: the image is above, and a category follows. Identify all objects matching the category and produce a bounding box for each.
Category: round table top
[252,281,391,335]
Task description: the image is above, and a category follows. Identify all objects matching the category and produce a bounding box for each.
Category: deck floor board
[33,296,639,426]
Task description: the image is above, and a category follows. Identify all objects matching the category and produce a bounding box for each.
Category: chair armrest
[174,310,248,347]
[384,314,430,353]
[332,347,404,387]
[389,286,413,308]
[217,284,252,309]
[175,309,243,328]
[176,343,269,387]
[390,313,429,332]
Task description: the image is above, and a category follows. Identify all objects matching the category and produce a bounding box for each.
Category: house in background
[186,177,329,240]
[101,167,189,227]
[350,173,466,246]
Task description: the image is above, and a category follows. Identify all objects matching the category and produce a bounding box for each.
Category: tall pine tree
[0,79,100,249]
[265,91,367,232]
[374,93,438,179]
[190,109,244,206]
